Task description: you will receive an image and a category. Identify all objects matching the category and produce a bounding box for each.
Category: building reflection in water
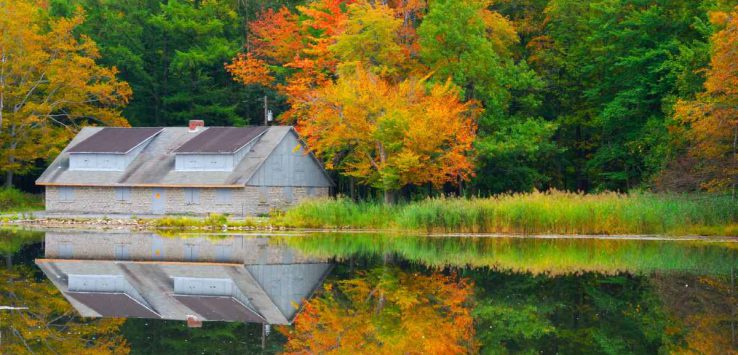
[35,232,332,327]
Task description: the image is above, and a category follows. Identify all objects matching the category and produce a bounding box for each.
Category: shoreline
[2,215,738,242]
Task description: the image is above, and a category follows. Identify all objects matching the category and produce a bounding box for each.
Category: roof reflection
[35,232,332,325]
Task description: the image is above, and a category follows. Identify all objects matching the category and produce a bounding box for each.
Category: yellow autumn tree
[298,66,478,203]
[330,1,416,80]
[280,267,477,354]
[674,6,738,197]
[0,0,131,187]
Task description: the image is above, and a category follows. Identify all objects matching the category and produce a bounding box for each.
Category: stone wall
[45,185,329,216]
[45,232,327,264]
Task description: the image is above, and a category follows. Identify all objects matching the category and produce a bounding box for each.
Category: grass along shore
[275,191,738,236]
[2,190,737,237]
[0,188,43,214]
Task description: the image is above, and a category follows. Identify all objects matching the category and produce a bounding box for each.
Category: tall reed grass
[278,191,738,236]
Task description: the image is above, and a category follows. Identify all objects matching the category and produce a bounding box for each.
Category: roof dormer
[174,126,267,172]
[67,127,162,171]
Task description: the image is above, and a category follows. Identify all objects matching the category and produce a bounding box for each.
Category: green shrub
[205,213,228,228]
[0,188,43,213]
[154,216,201,229]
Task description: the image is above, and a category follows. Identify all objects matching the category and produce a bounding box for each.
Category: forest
[1,0,737,200]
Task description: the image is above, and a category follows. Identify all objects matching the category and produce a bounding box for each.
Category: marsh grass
[0,188,43,213]
[278,191,738,236]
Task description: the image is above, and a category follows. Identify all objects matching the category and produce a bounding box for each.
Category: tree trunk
[730,127,738,200]
[383,189,396,204]
[349,176,356,201]
[458,174,463,197]
[1,51,5,132]
[5,254,11,269]
[4,170,12,189]
[4,123,16,188]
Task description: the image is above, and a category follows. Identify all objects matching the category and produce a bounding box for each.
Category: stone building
[36,121,333,215]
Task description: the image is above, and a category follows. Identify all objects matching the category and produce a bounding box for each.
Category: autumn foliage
[0,0,131,186]
[673,6,738,195]
[299,67,477,194]
[0,0,131,187]
[0,266,128,353]
[226,0,479,197]
[280,267,476,354]
[226,53,273,87]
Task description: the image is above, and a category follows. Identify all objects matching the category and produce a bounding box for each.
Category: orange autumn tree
[227,0,353,122]
[0,0,132,188]
[228,1,476,201]
[674,6,738,197]
[281,267,476,354]
[300,67,477,203]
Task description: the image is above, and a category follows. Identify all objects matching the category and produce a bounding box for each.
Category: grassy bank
[0,188,43,213]
[276,191,738,236]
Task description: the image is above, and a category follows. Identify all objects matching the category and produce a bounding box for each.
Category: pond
[0,228,736,354]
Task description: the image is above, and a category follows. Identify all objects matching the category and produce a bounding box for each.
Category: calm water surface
[0,229,736,354]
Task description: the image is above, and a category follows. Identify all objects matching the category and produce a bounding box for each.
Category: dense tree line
[1,0,737,198]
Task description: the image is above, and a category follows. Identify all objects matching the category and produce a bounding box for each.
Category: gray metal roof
[67,292,161,318]
[36,260,331,324]
[174,127,267,153]
[66,127,163,154]
[173,295,264,323]
[36,126,326,187]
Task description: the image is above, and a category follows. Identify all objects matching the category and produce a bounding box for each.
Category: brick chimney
[188,120,205,132]
[186,315,202,328]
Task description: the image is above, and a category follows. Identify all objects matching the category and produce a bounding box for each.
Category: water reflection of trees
[472,270,683,353]
[281,233,737,354]
[1,230,734,354]
[282,233,738,275]
[0,231,128,354]
[0,229,42,269]
[281,266,476,354]
[1,267,129,354]
[651,273,737,354]
[121,319,286,354]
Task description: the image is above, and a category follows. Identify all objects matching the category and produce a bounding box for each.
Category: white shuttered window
[216,189,232,204]
[115,187,132,202]
[184,188,200,205]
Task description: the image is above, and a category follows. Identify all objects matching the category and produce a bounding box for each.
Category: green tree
[535,0,714,191]
[51,0,296,127]
[418,0,559,194]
